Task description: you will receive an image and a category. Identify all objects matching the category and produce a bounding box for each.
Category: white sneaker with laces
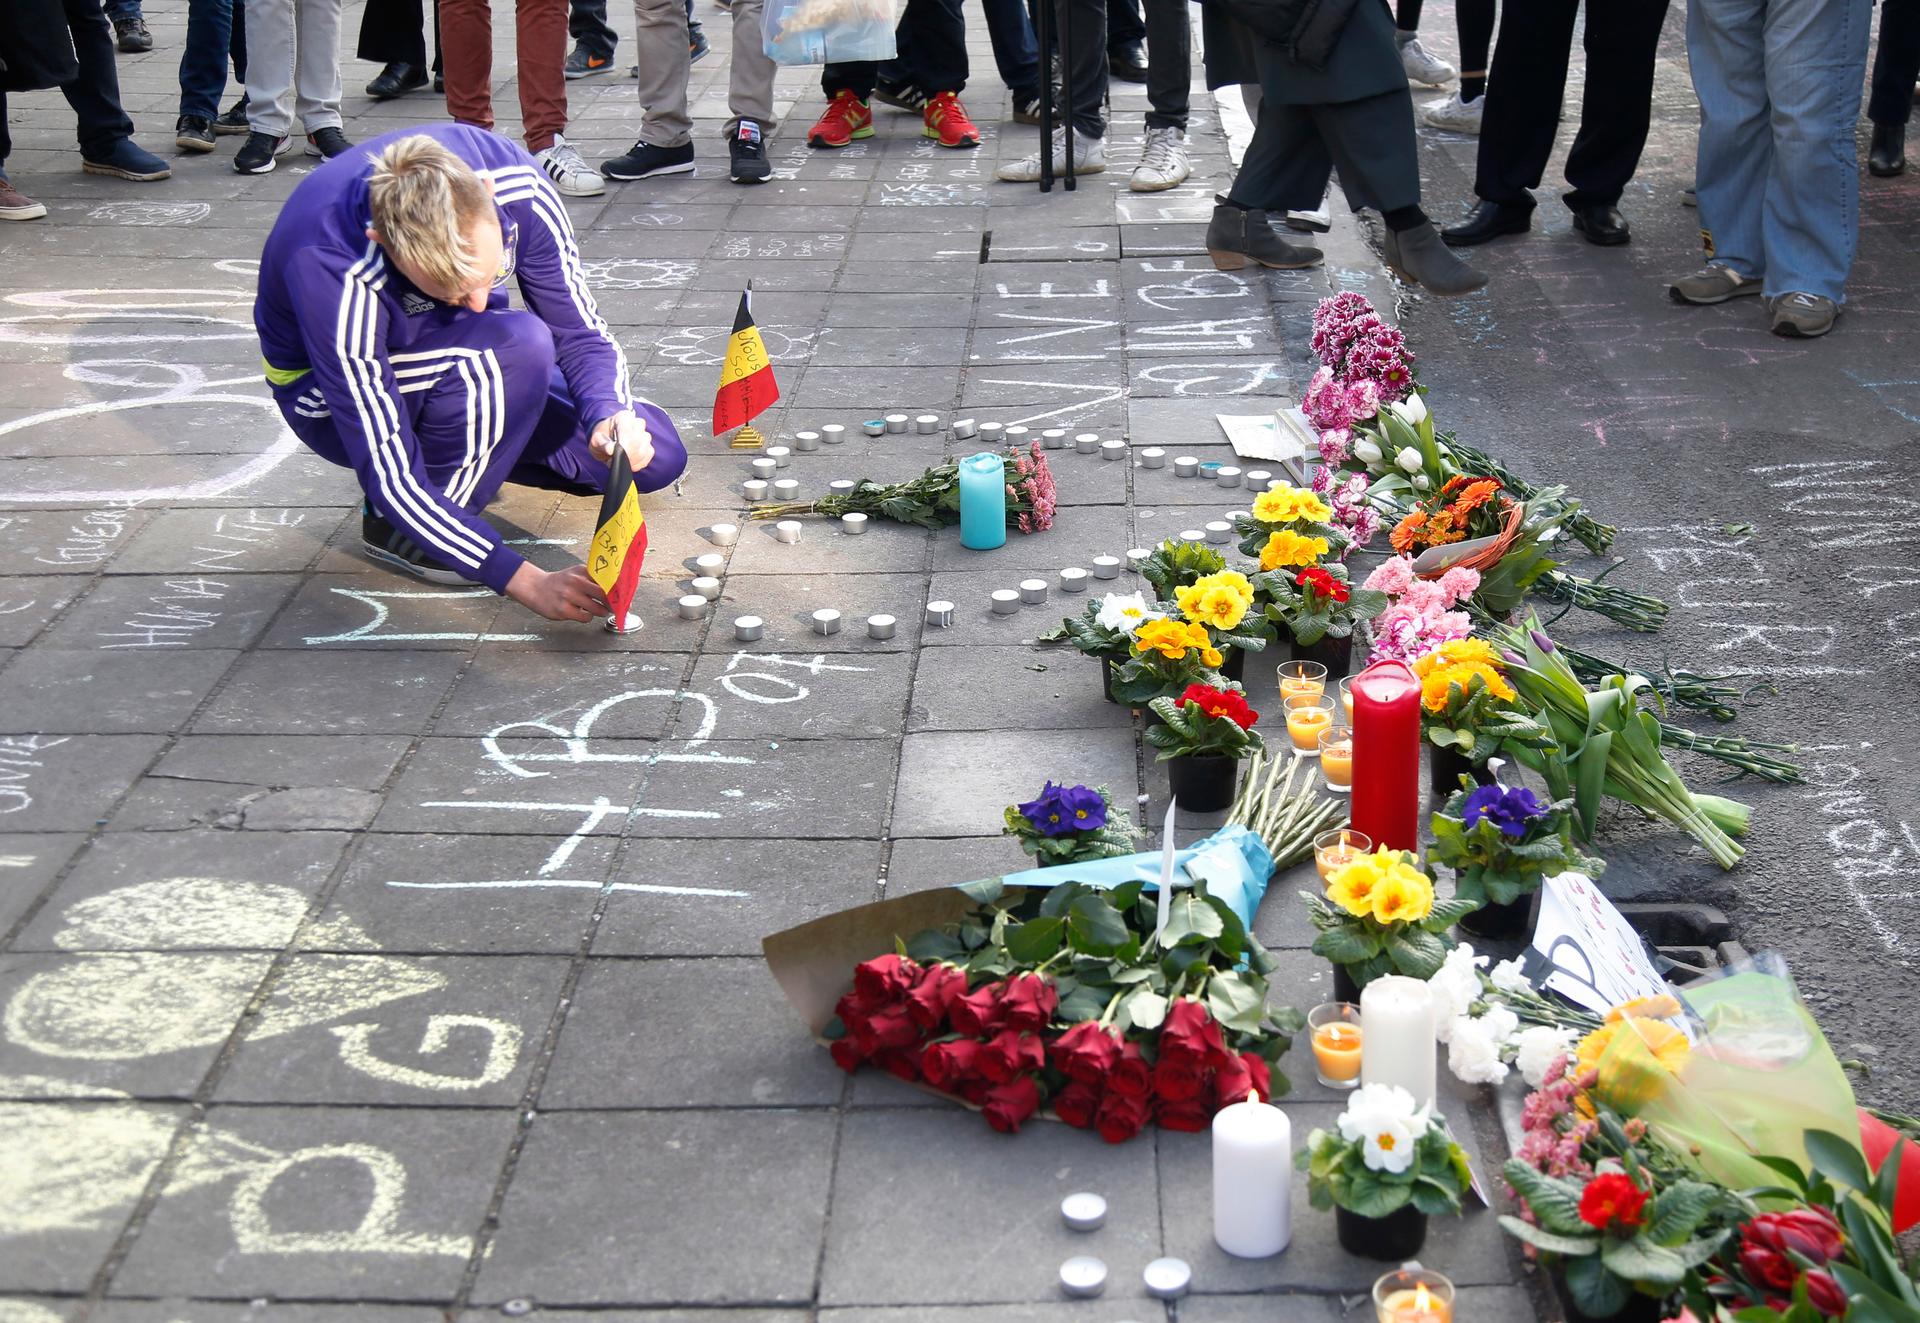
[1399,37,1456,86]
[1129,126,1191,192]
[537,134,606,197]
[996,131,1106,182]
[1420,91,1483,134]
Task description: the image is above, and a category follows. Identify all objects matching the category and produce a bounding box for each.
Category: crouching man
[254,124,685,621]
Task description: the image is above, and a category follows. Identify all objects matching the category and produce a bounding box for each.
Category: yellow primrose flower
[1328,856,1384,917]
[1258,529,1331,571]
[1178,584,1251,632]
[1412,640,1516,713]
[1370,868,1435,925]
[1201,645,1224,668]
[1252,485,1333,525]
[1132,618,1195,659]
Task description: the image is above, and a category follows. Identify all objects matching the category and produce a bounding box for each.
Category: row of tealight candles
[1276,661,1356,793]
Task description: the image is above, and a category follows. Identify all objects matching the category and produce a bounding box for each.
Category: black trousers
[0,0,135,164]
[824,0,967,97]
[1229,84,1420,214]
[357,0,442,70]
[1108,0,1142,49]
[1472,0,1669,209]
[1870,0,1920,127]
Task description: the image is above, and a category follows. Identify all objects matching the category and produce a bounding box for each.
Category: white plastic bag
[763,0,898,65]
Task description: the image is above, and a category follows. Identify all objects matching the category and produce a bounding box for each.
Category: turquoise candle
[959,451,1007,549]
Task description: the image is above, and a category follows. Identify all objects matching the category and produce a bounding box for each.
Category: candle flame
[1414,1284,1432,1310]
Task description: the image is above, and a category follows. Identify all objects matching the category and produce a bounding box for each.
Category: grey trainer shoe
[1769,291,1838,339]
[1669,264,1762,305]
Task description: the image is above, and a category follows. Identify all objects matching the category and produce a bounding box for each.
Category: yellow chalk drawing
[0,1299,68,1323]
[328,1015,523,1092]
[47,878,377,952]
[228,1144,477,1258]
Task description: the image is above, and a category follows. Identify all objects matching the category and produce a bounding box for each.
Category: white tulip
[1394,393,1429,425]
[1396,447,1424,474]
[1353,438,1383,466]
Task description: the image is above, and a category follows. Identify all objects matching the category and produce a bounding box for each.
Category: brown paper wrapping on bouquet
[763,886,983,1037]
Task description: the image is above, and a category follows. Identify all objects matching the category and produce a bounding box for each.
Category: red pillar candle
[1350,659,1421,853]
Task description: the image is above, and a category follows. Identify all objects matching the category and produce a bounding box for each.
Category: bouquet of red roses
[822,876,1303,1140]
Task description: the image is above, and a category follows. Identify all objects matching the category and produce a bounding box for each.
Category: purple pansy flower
[1018,782,1109,837]
[1461,784,1548,838]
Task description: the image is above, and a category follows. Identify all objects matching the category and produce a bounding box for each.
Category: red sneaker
[922,91,983,148]
[807,90,874,149]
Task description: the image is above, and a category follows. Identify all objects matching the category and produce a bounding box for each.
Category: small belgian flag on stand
[713,283,779,449]
[589,448,648,633]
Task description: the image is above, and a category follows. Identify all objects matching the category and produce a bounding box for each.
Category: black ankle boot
[1205,200,1324,271]
[1871,122,1907,177]
[1383,222,1489,296]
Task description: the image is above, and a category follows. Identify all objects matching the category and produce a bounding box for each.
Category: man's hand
[589,409,656,474]
[506,562,611,623]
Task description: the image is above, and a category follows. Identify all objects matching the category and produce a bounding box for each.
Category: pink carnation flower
[1363,555,1416,597]
[1436,565,1481,606]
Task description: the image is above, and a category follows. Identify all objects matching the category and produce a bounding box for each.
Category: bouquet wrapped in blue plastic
[763,0,897,65]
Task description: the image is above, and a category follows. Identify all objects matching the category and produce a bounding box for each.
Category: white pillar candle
[977,422,1005,444]
[951,417,978,439]
[1216,465,1243,488]
[743,479,769,502]
[676,595,708,620]
[1212,1097,1292,1258]
[1360,975,1437,1110]
[812,608,841,635]
[841,512,868,535]
[1100,439,1128,461]
[1173,455,1200,477]
[991,589,1021,614]
[866,613,897,640]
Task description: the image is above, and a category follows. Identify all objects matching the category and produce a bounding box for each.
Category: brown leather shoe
[0,176,47,221]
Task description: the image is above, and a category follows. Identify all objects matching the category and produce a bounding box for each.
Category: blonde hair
[366,135,494,293]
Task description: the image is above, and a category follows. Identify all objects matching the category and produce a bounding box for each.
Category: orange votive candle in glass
[1313,827,1371,883]
[1285,694,1335,754]
[1277,659,1328,705]
[1309,1002,1363,1088]
[1319,727,1354,792]
[1373,1270,1454,1323]
[1338,676,1354,723]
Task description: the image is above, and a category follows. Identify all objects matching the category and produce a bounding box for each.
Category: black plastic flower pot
[1100,657,1120,704]
[1222,647,1247,683]
[1289,633,1354,678]
[1429,744,1494,797]
[1458,891,1538,940]
[1167,755,1237,812]
[1334,1203,1427,1261]
[1552,1271,1666,1323]
[1332,962,1364,1004]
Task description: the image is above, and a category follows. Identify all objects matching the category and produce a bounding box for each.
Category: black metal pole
[1059,0,1075,191]
[1034,0,1053,192]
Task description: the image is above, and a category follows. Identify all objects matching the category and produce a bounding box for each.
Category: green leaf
[956,876,1006,905]
[1004,915,1066,964]
[1385,923,1450,978]
[1206,971,1267,1034]
[1830,1262,1920,1323]
[1496,1215,1598,1257]
[1422,897,1482,931]
[1163,892,1226,946]
[1066,893,1131,956]
[1643,1181,1721,1244]
[1804,1127,1874,1194]
[1599,1235,1688,1287]
[1056,983,1109,1023]
[1123,987,1169,1031]
[1311,922,1384,965]
[1563,1252,1633,1318]
[1502,1161,1589,1237]
[1342,1166,1413,1219]
[903,929,965,961]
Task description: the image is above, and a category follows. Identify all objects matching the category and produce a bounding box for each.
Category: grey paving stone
[0,648,237,734]
[106,776,379,832]
[882,836,1029,895]
[637,573,930,654]
[542,957,843,1108]
[372,737,654,836]
[1182,1286,1538,1322]
[833,262,980,295]
[9,828,352,952]
[312,832,614,957]
[1126,395,1277,447]
[824,1309,1167,1323]
[824,293,977,328]
[1128,358,1289,401]
[717,512,932,579]
[472,1110,835,1307]
[97,1303,449,1323]
[460,1313,806,1323]
[892,729,1138,838]
[216,954,569,1106]
[259,577,511,650]
[927,504,1134,572]
[0,832,81,935]
[908,645,1131,732]
[113,1106,517,1301]
[434,654,687,739]
[628,738,898,838]
[918,570,1121,649]
[0,1101,190,1292]
[194,650,466,735]
[820,1109,1163,1307]
[148,735,412,790]
[0,579,81,646]
[1156,1103,1518,1294]
[0,733,165,831]
[593,837,885,957]
[678,651,912,739]
[111,507,350,575]
[0,508,150,575]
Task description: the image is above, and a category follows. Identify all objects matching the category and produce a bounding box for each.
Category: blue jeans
[105,0,143,18]
[179,0,248,120]
[1688,0,1872,303]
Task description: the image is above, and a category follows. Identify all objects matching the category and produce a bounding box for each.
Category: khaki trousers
[633,0,777,146]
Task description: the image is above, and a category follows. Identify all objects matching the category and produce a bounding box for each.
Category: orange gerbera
[1450,479,1501,516]
[1389,510,1427,554]
[1439,474,1471,499]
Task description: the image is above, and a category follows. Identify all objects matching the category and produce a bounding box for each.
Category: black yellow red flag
[589,448,648,631]
[712,286,779,436]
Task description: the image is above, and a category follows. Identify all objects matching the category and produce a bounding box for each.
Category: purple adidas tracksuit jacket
[255,123,684,593]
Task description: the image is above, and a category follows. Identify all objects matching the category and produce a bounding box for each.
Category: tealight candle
[841,512,868,535]
[771,478,800,500]
[1125,548,1152,570]
[750,457,777,480]
[1308,1002,1363,1089]
[1042,428,1069,449]
[1204,521,1233,544]
[1060,567,1089,592]
[1373,1268,1455,1323]
[915,414,940,434]
[1216,465,1243,488]
[1060,1192,1106,1232]
[867,613,896,640]
[792,430,821,451]
[1179,529,1207,543]
[991,589,1021,614]
[1314,828,1372,883]
[1142,1258,1191,1301]
[862,419,886,436]
[926,599,956,627]
[1140,447,1167,468]
[885,413,908,433]
[820,424,847,444]
[1361,974,1438,1109]
[733,615,764,641]
[1278,660,1329,704]
[1285,694,1336,756]
[694,553,726,576]
[1018,578,1049,604]
[766,445,792,468]
[951,417,978,439]
[977,422,1005,443]
[1173,455,1200,477]
[1091,555,1122,579]
[1212,1094,1291,1258]
[829,479,857,495]
[1246,469,1273,488]
[1319,727,1355,792]
[1059,1256,1107,1299]
[1004,424,1031,444]
[1100,439,1127,461]
[705,523,739,547]
[812,608,842,635]
[1074,432,1099,454]
[743,479,769,502]
[690,576,722,600]
[772,520,803,544]
[676,595,708,620]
